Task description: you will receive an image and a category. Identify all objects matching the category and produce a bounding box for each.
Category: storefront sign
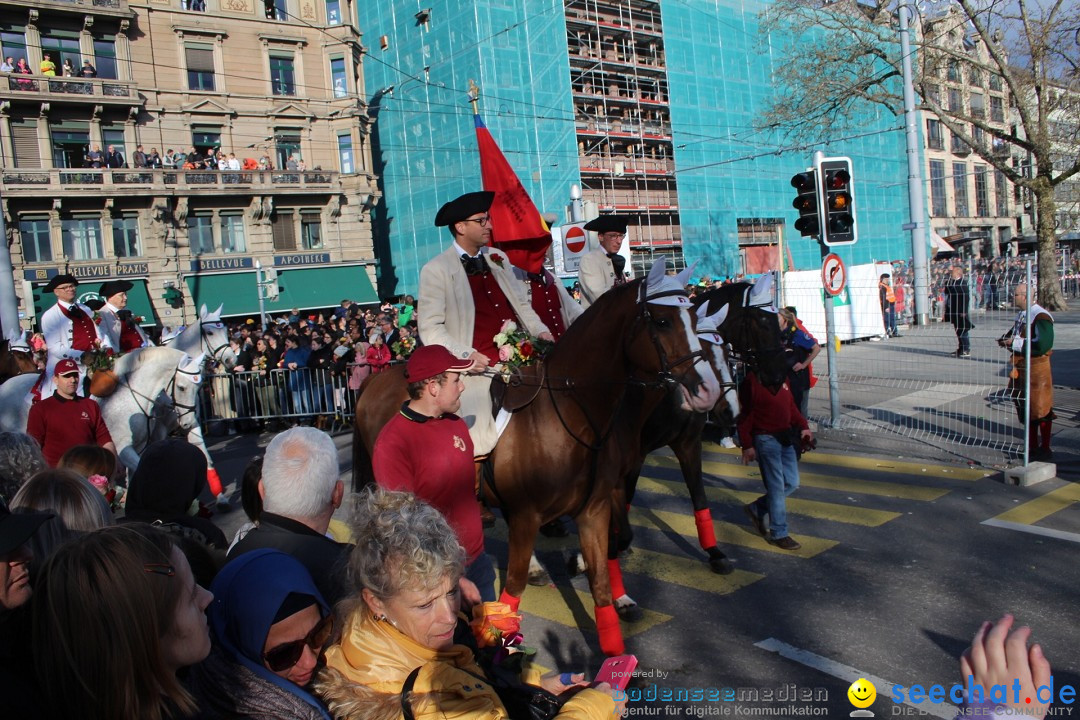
[274,252,331,266]
[190,257,254,272]
[24,262,150,282]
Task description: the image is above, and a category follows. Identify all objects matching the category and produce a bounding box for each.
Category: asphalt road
[204,309,1079,718]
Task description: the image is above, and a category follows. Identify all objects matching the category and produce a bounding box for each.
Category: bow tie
[527,271,547,286]
[65,304,86,319]
[461,254,490,276]
[607,252,627,277]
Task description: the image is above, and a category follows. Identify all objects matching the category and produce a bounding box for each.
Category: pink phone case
[594,655,638,691]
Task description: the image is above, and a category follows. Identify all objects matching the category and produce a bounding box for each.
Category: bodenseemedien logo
[848,678,877,717]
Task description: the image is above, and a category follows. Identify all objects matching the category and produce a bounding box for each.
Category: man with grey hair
[0,432,47,502]
[227,426,351,603]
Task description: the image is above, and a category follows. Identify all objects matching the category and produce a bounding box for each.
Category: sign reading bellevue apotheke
[190,257,254,272]
[274,252,331,266]
[25,262,150,281]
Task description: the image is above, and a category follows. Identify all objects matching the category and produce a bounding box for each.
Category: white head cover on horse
[5,329,30,352]
[641,257,694,307]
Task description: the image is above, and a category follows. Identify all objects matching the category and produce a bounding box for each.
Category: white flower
[493,333,508,346]
[499,320,517,334]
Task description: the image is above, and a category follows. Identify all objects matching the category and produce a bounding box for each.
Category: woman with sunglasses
[189,548,333,719]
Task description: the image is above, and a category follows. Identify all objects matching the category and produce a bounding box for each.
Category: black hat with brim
[84,298,106,311]
[434,191,495,227]
[0,504,54,556]
[99,280,134,298]
[43,274,79,293]
[584,215,630,234]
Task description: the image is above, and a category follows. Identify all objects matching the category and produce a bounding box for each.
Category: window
[301,211,322,249]
[337,132,353,173]
[272,211,296,251]
[927,119,943,150]
[19,218,51,263]
[189,214,215,254]
[326,0,341,24]
[923,83,940,107]
[220,213,247,254]
[265,0,289,20]
[112,214,142,257]
[1,30,28,67]
[103,126,126,161]
[40,32,81,73]
[995,170,1009,217]
[929,161,947,216]
[970,92,984,119]
[185,43,215,91]
[192,125,221,156]
[969,68,981,87]
[948,88,963,114]
[974,165,990,217]
[93,38,117,79]
[275,131,301,170]
[51,127,90,169]
[990,96,1004,122]
[951,130,967,154]
[989,74,1002,92]
[953,162,969,217]
[62,218,104,260]
[972,124,985,148]
[330,56,347,98]
[270,54,296,96]
[947,60,960,82]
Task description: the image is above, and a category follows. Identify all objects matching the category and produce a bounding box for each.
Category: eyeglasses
[263,614,334,672]
[462,215,491,227]
[54,284,76,291]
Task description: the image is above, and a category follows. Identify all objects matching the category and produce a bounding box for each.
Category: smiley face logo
[848,678,877,709]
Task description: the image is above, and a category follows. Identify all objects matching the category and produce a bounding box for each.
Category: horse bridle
[200,320,231,365]
[632,283,709,390]
[723,296,784,371]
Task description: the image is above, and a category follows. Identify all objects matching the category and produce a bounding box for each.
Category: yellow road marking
[629,506,838,558]
[635,476,900,527]
[698,442,989,481]
[645,455,950,501]
[992,483,1080,524]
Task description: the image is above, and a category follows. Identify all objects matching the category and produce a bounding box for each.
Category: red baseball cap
[405,345,471,382]
[54,359,80,376]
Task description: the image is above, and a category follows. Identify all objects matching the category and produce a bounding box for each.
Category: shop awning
[185,264,377,318]
[32,279,155,326]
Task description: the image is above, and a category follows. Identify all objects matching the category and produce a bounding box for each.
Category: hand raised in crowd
[960,614,1052,720]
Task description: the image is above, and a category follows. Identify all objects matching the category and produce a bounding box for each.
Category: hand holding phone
[594,654,638,692]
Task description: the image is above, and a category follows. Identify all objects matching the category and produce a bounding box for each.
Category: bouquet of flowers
[470,601,533,667]
[82,339,116,374]
[493,320,553,379]
[391,335,417,359]
[87,473,126,512]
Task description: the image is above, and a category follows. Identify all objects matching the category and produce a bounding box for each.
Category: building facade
[358,0,915,297]
[918,5,1022,258]
[2,0,379,331]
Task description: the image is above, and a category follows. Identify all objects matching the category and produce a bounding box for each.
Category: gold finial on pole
[467,79,480,115]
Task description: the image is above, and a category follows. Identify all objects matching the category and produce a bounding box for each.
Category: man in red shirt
[738,370,812,550]
[26,359,115,466]
[371,344,494,606]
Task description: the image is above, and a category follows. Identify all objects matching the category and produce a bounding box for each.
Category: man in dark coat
[943,264,972,357]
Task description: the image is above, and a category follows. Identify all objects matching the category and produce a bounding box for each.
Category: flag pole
[468,79,480,115]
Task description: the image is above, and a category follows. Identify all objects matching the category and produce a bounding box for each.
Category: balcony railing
[1,168,339,192]
[3,74,139,102]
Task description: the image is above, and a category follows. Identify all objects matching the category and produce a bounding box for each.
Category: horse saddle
[490,362,546,413]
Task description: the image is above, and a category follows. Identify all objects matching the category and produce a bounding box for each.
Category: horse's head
[698,279,787,390]
[624,259,721,413]
[0,330,37,378]
[171,352,207,431]
[198,303,237,370]
[695,303,739,418]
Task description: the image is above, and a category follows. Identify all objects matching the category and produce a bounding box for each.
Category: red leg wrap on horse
[206,468,223,497]
[498,589,520,612]
[1040,420,1052,450]
[595,604,625,656]
[693,508,717,549]
[607,558,626,599]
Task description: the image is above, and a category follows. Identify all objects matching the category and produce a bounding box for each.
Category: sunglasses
[263,614,333,672]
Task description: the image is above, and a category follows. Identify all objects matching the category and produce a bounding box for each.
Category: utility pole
[0,212,22,337]
[255,259,267,331]
[899,2,930,325]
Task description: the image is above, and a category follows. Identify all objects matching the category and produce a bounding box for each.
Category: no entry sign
[564,225,587,254]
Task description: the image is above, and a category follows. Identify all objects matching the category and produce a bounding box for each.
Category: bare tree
[760,0,1080,310]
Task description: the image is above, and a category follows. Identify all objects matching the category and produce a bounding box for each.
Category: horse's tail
[351,382,376,494]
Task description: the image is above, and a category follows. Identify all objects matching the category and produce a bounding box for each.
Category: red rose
[520,341,533,359]
[94,316,102,325]
[105,348,115,357]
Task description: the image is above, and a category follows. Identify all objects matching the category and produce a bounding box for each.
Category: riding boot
[1039,419,1053,451]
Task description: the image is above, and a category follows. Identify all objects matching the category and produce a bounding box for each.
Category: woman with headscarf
[188,549,334,719]
[123,438,228,549]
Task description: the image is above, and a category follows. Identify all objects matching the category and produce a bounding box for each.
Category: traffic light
[162,286,183,309]
[263,267,280,300]
[790,171,820,238]
[819,157,857,246]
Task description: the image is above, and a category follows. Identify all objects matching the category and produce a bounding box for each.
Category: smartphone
[594,654,638,692]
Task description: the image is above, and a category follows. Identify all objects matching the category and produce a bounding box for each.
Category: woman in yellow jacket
[316,488,621,720]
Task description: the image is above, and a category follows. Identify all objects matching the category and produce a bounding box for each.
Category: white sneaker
[869,335,883,342]
[720,437,736,449]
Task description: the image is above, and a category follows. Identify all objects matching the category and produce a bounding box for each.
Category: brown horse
[0,337,39,385]
[352,262,720,656]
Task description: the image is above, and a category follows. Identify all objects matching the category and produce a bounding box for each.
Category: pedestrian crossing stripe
[699,441,989,481]
[645,454,950,501]
[989,482,1080,525]
[635,475,901,527]
[629,505,838,558]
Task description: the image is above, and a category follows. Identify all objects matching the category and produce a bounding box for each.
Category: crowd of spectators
[1,54,98,86]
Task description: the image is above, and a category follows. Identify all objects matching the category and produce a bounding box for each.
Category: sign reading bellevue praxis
[274,252,330,266]
[190,257,254,272]
[25,262,150,281]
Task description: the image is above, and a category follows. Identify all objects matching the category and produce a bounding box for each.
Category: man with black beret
[417,191,553,455]
[97,279,152,353]
[578,215,633,309]
[39,274,105,396]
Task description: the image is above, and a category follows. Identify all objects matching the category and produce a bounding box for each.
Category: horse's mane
[547,279,643,366]
[695,283,752,314]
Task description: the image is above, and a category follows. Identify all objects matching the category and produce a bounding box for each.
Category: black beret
[584,215,630,234]
[434,191,494,227]
[43,274,78,292]
[99,280,134,298]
